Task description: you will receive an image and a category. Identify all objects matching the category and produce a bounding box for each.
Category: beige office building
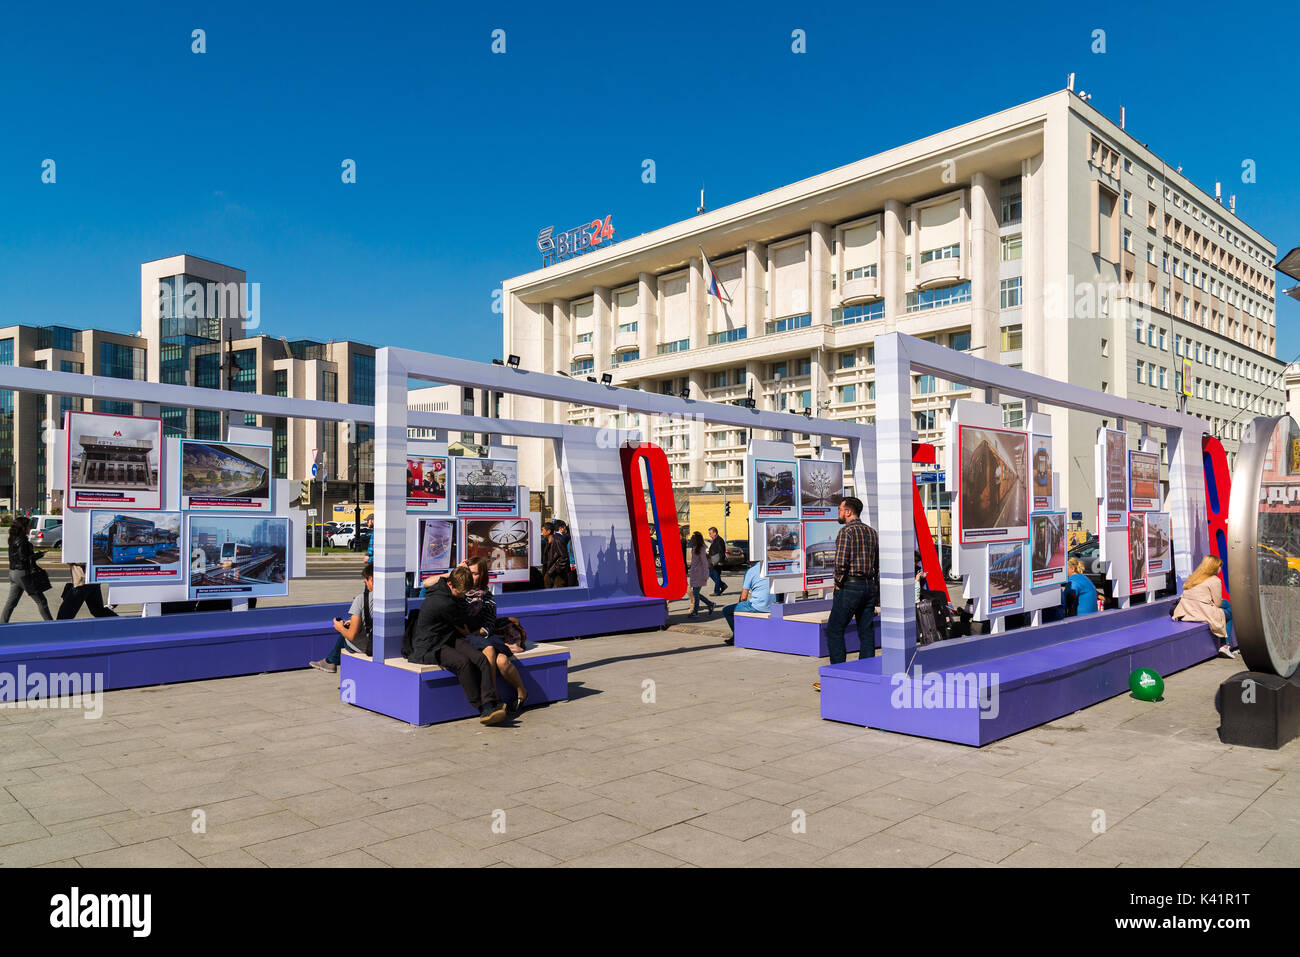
[502,89,1284,532]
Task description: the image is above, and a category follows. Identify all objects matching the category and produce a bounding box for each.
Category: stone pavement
[0,614,1297,868]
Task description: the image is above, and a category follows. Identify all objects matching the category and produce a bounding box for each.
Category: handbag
[29,566,52,594]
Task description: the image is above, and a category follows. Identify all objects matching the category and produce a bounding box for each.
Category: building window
[1123,229,1133,252]
[838,352,856,369]
[710,371,728,389]
[838,384,856,403]
[765,313,812,335]
[1000,325,1023,352]
[656,338,689,355]
[914,375,936,394]
[706,328,747,346]
[1001,194,1022,224]
[617,321,638,334]
[906,282,971,313]
[1123,190,1132,215]
[949,331,971,352]
[1000,277,1022,310]
[1000,235,1022,262]
[919,243,960,264]
[611,349,639,365]
[350,353,375,406]
[576,332,592,344]
[844,264,877,281]
[769,362,788,380]
[834,300,884,326]
[570,359,593,375]
[914,410,937,431]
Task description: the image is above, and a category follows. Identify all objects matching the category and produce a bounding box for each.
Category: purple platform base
[734,600,874,657]
[0,592,661,703]
[819,598,1217,746]
[340,646,570,726]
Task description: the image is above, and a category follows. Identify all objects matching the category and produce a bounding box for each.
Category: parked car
[328,523,357,547]
[723,539,749,568]
[27,516,63,549]
[1067,535,1114,607]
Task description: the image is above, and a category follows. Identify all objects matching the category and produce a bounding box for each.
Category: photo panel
[407,454,450,513]
[188,515,290,600]
[1146,512,1172,576]
[87,510,183,584]
[1029,511,1067,588]
[802,520,841,590]
[1128,450,1160,511]
[764,522,802,576]
[1031,434,1053,510]
[461,518,531,583]
[454,457,518,516]
[798,459,842,519]
[418,519,456,576]
[1128,511,1147,593]
[754,459,798,521]
[1102,429,1128,527]
[958,425,1029,544]
[986,540,1025,614]
[179,440,272,512]
[66,410,163,510]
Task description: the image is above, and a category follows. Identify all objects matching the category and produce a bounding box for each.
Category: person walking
[722,560,771,645]
[687,531,716,619]
[56,563,119,620]
[3,516,53,623]
[707,527,727,595]
[817,496,878,688]
[1172,555,1235,658]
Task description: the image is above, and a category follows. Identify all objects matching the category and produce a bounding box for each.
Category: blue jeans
[1222,600,1234,642]
[709,566,724,594]
[723,600,758,634]
[826,580,877,665]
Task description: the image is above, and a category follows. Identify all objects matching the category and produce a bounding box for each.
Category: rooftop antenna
[1078,90,1092,102]
[1120,105,1126,129]
[1067,72,1075,92]
[1215,182,1222,204]
[697,187,706,215]
[1230,195,1237,214]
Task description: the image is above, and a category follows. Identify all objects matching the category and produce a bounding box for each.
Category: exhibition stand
[733,599,865,657]
[819,332,1219,745]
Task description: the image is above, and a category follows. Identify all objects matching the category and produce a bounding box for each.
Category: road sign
[914,471,947,484]
[311,463,319,477]
[308,509,318,517]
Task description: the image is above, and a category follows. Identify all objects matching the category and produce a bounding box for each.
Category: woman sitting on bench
[1172,555,1234,659]
[461,557,529,712]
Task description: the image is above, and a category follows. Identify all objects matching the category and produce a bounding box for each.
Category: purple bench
[340,643,570,726]
[734,600,871,657]
[819,598,1217,745]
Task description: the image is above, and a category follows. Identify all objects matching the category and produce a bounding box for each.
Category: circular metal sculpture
[1227,415,1300,678]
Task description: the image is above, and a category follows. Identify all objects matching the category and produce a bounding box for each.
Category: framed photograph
[1128,450,1160,511]
[461,518,531,583]
[1146,512,1172,576]
[65,410,163,510]
[1031,434,1053,510]
[454,457,518,516]
[801,520,841,591]
[754,459,798,521]
[1029,511,1067,588]
[1101,429,1128,527]
[958,425,1029,544]
[764,522,802,576]
[407,454,450,513]
[86,510,183,584]
[418,519,455,576]
[987,540,1025,614]
[179,440,272,512]
[798,459,842,519]
[188,515,290,600]
[1128,511,1147,593]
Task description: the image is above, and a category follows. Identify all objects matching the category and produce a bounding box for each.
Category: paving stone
[77,837,202,868]
[818,832,952,868]
[174,810,317,859]
[517,814,649,862]
[884,815,1027,863]
[633,822,767,867]
[0,827,118,867]
[244,819,391,866]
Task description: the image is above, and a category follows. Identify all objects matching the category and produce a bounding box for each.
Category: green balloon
[1129,667,1164,701]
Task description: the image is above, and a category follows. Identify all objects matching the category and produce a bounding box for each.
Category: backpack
[915,600,943,646]
[499,616,527,651]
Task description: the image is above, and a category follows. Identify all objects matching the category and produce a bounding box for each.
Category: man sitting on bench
[409,566,508,726]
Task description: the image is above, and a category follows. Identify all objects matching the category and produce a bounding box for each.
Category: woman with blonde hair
[1063,557,1100,616]
[1172,555,1235,659]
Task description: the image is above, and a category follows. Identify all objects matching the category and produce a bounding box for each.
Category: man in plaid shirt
[825,495,879,666]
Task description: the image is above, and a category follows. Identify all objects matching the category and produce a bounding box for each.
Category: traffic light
[724,502,731,517]
[296,481,311,507]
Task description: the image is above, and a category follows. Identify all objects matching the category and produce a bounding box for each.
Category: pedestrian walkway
[0,623,1294,867]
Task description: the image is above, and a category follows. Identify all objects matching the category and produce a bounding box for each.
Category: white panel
[771,241,808,318]
[228,425,272,446]
[659,273,689,342]
[615,289,637,325]
[558,427,639,598]
[708,257,744,331]
[841,223,880,272]
[918,198,962,250]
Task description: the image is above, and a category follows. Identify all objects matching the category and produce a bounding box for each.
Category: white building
[501,89,1284,533]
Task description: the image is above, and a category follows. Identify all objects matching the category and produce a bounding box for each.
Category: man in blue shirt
[722,561,771,645]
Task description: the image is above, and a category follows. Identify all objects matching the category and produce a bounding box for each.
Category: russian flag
[700,247,729,304]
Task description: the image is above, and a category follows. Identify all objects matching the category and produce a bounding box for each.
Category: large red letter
[1202,434,1231,598]
[620,443,688,600]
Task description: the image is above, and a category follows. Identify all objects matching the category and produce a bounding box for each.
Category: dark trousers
[435,637,499,710]
[544,572,567,588]
[56,584,118,621]
[708,566,724,594]
[826,579,877,665]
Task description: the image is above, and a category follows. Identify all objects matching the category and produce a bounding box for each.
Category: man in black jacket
[409,566,507,725]
[707,527,727,596]
[541,522,568,588]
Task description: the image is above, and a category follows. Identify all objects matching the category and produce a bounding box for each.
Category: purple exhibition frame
[734,600,868,657]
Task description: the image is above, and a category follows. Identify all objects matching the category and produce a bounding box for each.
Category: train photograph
[189,516,289,595]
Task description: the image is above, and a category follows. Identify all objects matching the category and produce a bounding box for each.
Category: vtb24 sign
[538,215,615,267]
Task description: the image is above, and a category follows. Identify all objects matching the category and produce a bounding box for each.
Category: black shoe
[723,637,734,646]
[481,701,508,726]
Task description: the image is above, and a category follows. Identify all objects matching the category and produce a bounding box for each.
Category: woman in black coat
[3,516,53,622]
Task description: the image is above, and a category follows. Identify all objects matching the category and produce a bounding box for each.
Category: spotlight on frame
[507,355,521,368]
[679,386,690,399]
[491,358,504,365]
[600,373,613,385]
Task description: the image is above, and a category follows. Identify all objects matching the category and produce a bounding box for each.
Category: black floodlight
[586,376,598,383]
[679,386,690,399]
[802,407,812,418]
[507,355,521,368]
[491,358,504,365]
[600,373,613,385]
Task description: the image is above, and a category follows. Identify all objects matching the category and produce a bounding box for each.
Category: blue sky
[2,0,1297,366]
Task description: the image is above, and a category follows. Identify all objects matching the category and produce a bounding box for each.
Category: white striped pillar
[373,348,408,661]
[874,332,916,674]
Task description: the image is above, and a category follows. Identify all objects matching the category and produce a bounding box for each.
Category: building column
[745,241,766,340]
[882,200,907,331]
[550,298,570,383]
[969,172,1001,398]
[592,286,612,375]
[1023,155,1046,376]
[688,259,706,350]
[688,369,707,486]
[637,273,656,360]
[810,221,832,326]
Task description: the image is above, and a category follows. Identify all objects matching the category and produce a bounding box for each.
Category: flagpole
[698,244,734,304]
